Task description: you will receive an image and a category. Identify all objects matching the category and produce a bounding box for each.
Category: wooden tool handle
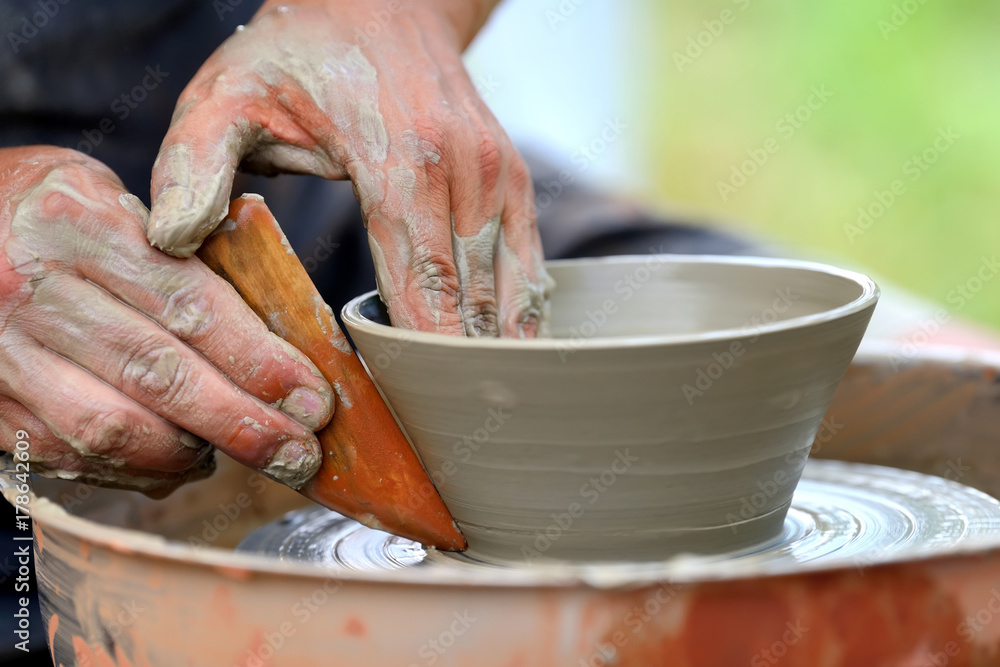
[197,194,466,551]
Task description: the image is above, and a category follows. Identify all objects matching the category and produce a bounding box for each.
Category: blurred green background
[635,0,1000,328]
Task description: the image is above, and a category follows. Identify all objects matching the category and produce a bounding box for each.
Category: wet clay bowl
[342,255,879,562]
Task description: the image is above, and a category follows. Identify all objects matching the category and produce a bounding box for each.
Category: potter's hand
[147,0,551,337]
[0,147,333,495]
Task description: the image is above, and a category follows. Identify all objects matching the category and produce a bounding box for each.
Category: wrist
[416,0,496,48]
[255,0,497,50]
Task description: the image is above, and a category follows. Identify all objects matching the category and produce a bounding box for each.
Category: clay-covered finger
[147,95,262,258]
[7,152,331,431]
[0,343,208,474]
[147,39,343,260]
[83,196,333,430]
[446,123,505,337]
[19,275,321,488]
[495,156,552,338]
[0,397,213,497]
[0,395,47,446]
[358,150,465,335]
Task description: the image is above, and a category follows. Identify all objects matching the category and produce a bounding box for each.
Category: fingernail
[263,439,321,490]
[179,431,204,450]
[280,387,333,430]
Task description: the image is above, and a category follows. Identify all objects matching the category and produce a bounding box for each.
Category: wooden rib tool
[196,194,466,551]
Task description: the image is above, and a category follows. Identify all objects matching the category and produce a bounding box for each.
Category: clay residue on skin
[147,120,253,257]
[453,215,500,336]
[162,291,212,340]
[495,227,554,337]
[272,385,333,430]
[124,346,182,396]
[33,465,189,493]
[253,40,388,165]
[118,193,150,229]
[387,167,416,205]
[242,416,264,433]
[262,440,320,489]
[399,129,442,165]
[367,234,396,315]
[144,6,550,337]
[5,169,105,285]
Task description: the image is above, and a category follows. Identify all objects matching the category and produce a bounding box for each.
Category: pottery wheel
[237,460,1000,575]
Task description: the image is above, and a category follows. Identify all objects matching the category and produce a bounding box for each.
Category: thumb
[148,101,258,258]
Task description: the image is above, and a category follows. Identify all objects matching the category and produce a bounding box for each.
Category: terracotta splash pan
[5,344,1000,666]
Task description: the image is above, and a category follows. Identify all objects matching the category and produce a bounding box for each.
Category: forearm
[256,0,501,50]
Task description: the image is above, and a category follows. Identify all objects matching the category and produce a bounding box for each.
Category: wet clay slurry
[342,256,879,561]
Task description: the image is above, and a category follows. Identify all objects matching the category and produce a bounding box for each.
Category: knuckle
[218,415,276,467]
[34,449,86,476]
[30,167,91,214]
[412,256,455,297]
[407,117,450,181]
[161,280,213,340]
[74,409,135,460]
[121,343,191,407]
[461,296,499,337]
[18,162,121,230]
[507,154,533,196]
[408,239,459,299]
[409,116,449,162]
[474,129,503,192]
[20,430,80,470]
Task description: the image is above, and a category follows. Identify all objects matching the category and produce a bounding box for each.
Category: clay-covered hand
[0,147,334,495]
[147,0,551,337]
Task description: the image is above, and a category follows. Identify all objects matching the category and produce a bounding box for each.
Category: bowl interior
[351,255,874,343]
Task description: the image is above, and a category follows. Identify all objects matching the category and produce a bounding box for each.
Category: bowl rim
[341,254,880,349]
